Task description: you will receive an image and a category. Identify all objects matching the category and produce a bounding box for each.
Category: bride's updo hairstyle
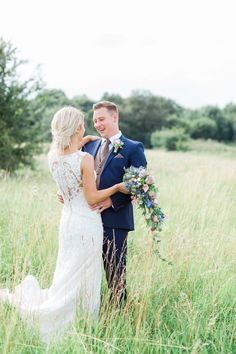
[51,106,84,152]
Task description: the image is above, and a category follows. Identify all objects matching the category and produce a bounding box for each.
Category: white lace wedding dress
[0,150,103,344]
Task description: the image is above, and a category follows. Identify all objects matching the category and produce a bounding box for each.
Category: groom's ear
[112,111,119,122]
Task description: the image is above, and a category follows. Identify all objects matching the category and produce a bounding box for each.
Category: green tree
[123,90,181,147]
[0,39,42,172]
[71,95,95,135]
[200,106,234,141]
[223,103,236,141]
[101,92,125,106]
[29,89,72,142]
[165,114,191,133]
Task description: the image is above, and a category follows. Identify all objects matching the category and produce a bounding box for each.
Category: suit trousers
[103,227,128,306]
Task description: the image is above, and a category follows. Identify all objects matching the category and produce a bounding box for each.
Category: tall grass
[0,148,235,353]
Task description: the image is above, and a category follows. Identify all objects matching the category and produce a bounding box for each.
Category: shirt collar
[102,131,122,145]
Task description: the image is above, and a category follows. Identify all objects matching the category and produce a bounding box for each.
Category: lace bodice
[48,150,87,204]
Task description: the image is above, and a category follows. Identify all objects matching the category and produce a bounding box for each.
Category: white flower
[112,139,124,153]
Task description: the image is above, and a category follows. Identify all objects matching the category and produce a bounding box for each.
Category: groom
[84,101,147,307]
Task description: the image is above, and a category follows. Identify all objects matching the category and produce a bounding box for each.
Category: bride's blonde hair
[50,106,84,152]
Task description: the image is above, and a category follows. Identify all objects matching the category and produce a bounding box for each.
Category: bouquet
[123,166,167,261]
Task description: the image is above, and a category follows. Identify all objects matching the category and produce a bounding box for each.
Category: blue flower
[145,201,153,208]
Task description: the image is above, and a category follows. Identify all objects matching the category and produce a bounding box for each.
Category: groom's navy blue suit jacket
[83,135,147,231]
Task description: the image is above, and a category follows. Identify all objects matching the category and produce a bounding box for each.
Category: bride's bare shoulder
[80,152,94,170]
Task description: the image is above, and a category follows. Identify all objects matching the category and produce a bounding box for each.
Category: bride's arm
[81,154,128,204]
[79,135,100,149]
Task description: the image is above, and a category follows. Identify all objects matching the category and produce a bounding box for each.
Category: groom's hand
[89,197,112,213]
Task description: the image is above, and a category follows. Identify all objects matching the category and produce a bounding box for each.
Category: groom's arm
[110,142,147,211]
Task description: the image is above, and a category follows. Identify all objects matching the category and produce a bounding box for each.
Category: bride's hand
[84,135,100,144]
[117,183,130,194]
[79,135,100,149]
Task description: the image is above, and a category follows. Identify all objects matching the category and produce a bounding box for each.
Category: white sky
[1,0,236,108]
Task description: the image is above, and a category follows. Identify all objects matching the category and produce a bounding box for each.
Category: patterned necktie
[95,139,110,186]
[99,139,110,163]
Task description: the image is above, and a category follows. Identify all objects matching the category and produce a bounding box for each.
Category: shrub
[190,117,218,140]
[151,128,189,151]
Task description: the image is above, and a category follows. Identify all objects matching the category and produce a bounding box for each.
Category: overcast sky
[1,0,236,108]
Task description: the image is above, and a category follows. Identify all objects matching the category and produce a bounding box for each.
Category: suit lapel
[102,149,116,172]
[102,135,126,172]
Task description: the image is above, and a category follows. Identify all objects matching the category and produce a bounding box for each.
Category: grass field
[0,145,236,353]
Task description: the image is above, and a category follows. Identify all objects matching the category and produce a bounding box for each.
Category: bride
[0,106,128,344]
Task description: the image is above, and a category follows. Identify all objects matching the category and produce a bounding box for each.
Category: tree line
[1,39,236,172]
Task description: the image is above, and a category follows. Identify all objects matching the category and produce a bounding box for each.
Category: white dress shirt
[101,131,122,151]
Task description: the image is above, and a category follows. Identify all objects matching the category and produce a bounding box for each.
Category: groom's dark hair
[93,101,118,115]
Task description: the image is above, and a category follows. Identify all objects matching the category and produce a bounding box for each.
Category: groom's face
[93,107,118,139]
